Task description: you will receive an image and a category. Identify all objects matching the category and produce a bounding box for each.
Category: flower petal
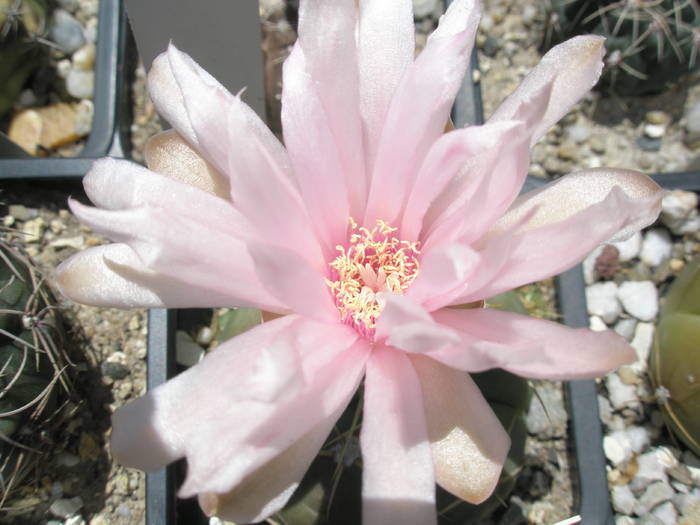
[462,169,663,300]
[429,308,636,379]
[112,316,367,495]
[376,294,461,353]
[400,120,525,242]
[55,244,258,308]
[67,200,285,311]
[357,0,414,164]
[411,355,509,504]
[489,35,605,146]
[364,0,480,226]
[282,44,351,254]
[162,45,324,267]
[247,241,338,322]
[297,0,367,218]
[198,411,340,523]
[144,129,230,199]
[361,345,437,525]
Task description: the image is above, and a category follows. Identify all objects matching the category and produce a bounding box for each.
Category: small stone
[635,482,675,515]
[630,322,654,372]
[607,372,639,410]
[17,88,37,107]
[641,229,672,267]
[78,432,100,461]
[8,103,86,155]
[670,258,685,271]
[176,331,205,367]
[22,217,45,243]
[618,281,658,321]
[101,361,129,380]
[612,484,637,514]
[595,244,620,279]
[65,516,86,525]
[614,318,637,341]
[586,282,622,324]
[88,515,109,525]
[49,10,85,54]
[605,433,631,465]
[618,366,641,384]
[526,383,567,438]
[8,109,42,155]
[75,99,93,136]
[613,232,643,262]
[636,448,675,484]
[66,69,94,99]
[590,134,607,153]
[644,124,666,139]
[661,190,699,235]
[557,141,577,160]
[72,43,95,70]
[667,464,696,486]
[598,394,613,425]
[637,135,662,152]
[651,501,678,525]
[196,326,214,346]
[646,111,671,126]
[412,0,439,18]
[56,452,80,467]
[8,205,37,221]
[568,123,591,143]
[57,58,72,78]
[49,497,83,518]
[589,315,607,331]
[616,517,638,525]
[49,236,85,250]
[3,216,14,227]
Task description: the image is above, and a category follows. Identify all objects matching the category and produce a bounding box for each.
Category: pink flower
[55,0,663,523]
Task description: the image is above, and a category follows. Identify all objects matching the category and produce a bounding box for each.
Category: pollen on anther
[326,218,420,338]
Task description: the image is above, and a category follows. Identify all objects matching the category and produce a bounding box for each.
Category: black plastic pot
[0,0,130,179]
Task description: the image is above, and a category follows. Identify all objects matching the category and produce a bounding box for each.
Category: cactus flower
[55,0,663,523]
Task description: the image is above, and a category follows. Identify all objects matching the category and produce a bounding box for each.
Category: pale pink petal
[429,308,636,379]
[163,45,324,267]
[411,355,509,504]
[357,0,414,165]
[421,124,531,251]
[405,243,480,307]
[144,129,230,199]
[363,0,480,226]
[198,410,341,523]
[297,0,367,218]
[55,244,265,309]
[400,120,525,242]
[247,242,338,322]
[489,35,605,146]
[112,316,368,496]
[375,294,460,353]
[459,169,663,301]
[361,346,437,525]
[68,200,285,312]
[282,44,351,255]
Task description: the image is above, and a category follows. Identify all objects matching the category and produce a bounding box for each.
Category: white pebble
[49,497,83,519]
[56,58,72,79]
[611,484,636,515]
[644,123,666,139]
[612,232,642,261]
[607,373,639,410]
[640,229,672,267]
[604,432,632,465]
[175,331,205,367]
[651,501,677,525]
[66,69,94,99]
[589,315,608,332]
[635,482,674,515]
[72,43,95,70]
[614,318,637,341]
[618,281,658,321]
[660,190,698,233]
[586,282,621,324]
[636,448,673,484]
[49,9,85,54]
[630,322,654,372]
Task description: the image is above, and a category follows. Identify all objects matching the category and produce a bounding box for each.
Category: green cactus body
[547,0,700,95]
[650,254,700,456]
[0,240,71,508]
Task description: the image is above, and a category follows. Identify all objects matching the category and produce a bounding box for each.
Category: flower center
[326,218,420,338]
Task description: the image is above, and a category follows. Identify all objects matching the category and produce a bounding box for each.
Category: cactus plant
[0,235,72,509]
[649,254,700,456]
[0,0,51,119]
[545,0,700,95]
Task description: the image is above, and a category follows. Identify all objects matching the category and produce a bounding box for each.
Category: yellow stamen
[326,218,420,337]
